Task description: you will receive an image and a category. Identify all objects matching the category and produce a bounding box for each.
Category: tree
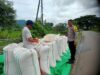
[74,15,100,31]
[43,22,54,33]
[32,20,47,38]
[53,23,67,34]
[0,0,16,29]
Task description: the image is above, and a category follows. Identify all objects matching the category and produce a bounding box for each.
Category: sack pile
[3,44,41,75]
[3,34,68,75]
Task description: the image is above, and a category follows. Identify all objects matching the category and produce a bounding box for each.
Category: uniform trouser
[68,41,76,61]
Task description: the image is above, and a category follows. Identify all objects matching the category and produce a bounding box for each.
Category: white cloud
[77,0,98,9]
[8,0,99,24]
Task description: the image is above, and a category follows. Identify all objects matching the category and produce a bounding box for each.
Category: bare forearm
[27,37,39,43]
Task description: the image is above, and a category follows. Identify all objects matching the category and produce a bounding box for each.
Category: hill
[16,20,26,27]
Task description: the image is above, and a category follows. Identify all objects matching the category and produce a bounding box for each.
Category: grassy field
[0,30,22,53]
[0,30,21,39]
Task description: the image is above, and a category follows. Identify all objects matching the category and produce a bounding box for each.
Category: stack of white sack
[40,41,56,68]
[52,40,60,61]
[47,41,56,67]
[3,43,20,75]
[13,47,41,75]
[44,34,68,61]
[42,34,59,66]
[15,34,68,75]
[56,37,63,56]
[47,34,62,61]
[60,36,68,53]
[44,34,68,57]
[43,34,59,42]
[43,34,69,61]
[17,42,23,47]
[54,35,68,57]
[18,41,51,74]
[35,44,50,74]
[43,34,62,61]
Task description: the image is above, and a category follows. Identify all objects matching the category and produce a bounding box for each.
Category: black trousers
[68,41,76,61]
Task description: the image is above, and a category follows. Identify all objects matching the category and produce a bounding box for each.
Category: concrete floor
[71,31,100,75]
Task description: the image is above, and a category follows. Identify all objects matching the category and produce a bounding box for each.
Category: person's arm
[25,28,39,43]
[27,37,39,43]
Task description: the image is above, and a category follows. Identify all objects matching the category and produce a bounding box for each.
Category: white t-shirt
[22,26,34,49]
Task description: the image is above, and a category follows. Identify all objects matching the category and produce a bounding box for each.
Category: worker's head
[68,19,73,27]
[26,20,34,29]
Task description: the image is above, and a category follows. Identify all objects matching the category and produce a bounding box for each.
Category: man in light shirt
[67,19,76,64]
[22,20,39,49]
[22,20,46,75]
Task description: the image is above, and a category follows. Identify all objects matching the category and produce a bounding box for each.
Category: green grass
[0,30,22,52]
[0,41,13,46]
[0,30,21,40]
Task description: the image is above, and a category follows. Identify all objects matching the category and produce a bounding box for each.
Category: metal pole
[41,0,43,25]
[35,0,41,22]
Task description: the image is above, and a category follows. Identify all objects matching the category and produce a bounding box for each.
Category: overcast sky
[9,0,100,24]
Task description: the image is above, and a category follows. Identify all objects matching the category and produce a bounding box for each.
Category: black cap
[26,20,34,26]
[68,19,73,22]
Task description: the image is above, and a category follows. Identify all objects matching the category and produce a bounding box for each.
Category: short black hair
[26,20,34,26]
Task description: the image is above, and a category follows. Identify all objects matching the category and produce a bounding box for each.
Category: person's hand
[34,38,39,43]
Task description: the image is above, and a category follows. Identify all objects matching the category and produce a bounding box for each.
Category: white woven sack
[60,37,65,54]
[35,44,50,74]
[13,47,41,75]
[43,34,57,42]
[3,43,19,75]
[60,36,67,53]
[43,42,56,68]
[62,36,68,52]
[53,39,61,61]
[18,42,23,47]
[51,41,59,61]
[64,36,68,51]
[56,38,63,56]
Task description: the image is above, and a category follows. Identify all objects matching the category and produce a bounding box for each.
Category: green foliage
[0,0,16,29]
[0,29,21,40]
[0,29,22,47]
[0,41,12,46]
[32,20,55,38]
[44,22,54,33]
[31,19,66,38]
[32,20,46,38]
[73,15,100,31]
[53,23,67,35]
